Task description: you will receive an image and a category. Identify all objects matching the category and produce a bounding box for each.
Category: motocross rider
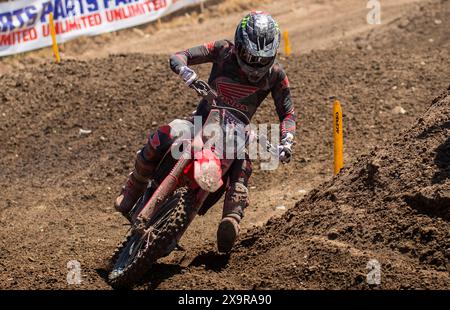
[114,11,296,253]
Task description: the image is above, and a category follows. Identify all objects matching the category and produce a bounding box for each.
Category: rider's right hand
[279,133,294,164]
[179,66,198,86]
[279,145,292,164]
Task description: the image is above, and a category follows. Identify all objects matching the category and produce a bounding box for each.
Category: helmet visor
[238,45,274,68]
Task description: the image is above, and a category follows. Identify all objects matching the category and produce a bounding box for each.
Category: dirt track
[0,0,449,289]
[0,0,428,75]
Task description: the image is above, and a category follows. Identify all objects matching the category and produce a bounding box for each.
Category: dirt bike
[108,79,282,289]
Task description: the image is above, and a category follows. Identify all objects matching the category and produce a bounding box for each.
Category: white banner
[0,0,202,57]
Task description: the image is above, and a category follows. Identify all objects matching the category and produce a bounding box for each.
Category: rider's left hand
[279,133,294,164]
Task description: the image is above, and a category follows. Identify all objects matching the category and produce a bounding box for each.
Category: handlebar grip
[190,79,211,97]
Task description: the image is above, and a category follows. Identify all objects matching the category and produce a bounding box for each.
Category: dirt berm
[180,87,449,290]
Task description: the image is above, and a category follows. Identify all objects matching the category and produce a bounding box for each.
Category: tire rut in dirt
[108,187,194,289]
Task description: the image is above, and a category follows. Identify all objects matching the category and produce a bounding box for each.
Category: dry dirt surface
[0,0,427,75]
[163,86,450,290]
[0,0,449,289]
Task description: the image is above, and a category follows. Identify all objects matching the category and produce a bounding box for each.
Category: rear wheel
[108,187,195,289]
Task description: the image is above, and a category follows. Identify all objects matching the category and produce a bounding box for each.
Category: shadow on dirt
[96,249,229,289]
[432,136,450,184]
[95,267,113,288]
[417,120,450,140]
[189,251,230,271]
[404,191,450,221]
[141,263,184,290]
[404,137,450,222]
[100,251,229,289]
[141,251,229,290]
[96,264,183,290]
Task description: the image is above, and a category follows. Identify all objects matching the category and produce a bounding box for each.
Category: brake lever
[190,79,221,109]
[190,79,209,97]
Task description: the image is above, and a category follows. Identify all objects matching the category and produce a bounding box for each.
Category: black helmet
[235,11,281,83]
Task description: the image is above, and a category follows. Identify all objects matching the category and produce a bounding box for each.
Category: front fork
[137,145,192,224]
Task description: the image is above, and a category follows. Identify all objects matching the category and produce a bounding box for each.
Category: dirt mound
[227,87,450,289]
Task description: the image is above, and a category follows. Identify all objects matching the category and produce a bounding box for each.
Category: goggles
[237,45,274,68]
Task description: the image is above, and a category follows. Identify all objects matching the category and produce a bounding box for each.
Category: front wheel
[108,187,195,289]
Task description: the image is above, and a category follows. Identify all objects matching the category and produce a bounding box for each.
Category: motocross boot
[217,182,248,253]
[114,148,158,218]
[217,213,241,253]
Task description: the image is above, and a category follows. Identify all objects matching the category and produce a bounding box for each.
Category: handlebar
[190,79,284,159]
[190,79,217,102]
[190,79,250,123]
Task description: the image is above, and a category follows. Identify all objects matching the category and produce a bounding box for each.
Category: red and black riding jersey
[169,40,296,139]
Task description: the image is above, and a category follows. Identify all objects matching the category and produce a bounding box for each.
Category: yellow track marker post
[49,12,61,64]
[283,31,292,56]
[333,100,344,175]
